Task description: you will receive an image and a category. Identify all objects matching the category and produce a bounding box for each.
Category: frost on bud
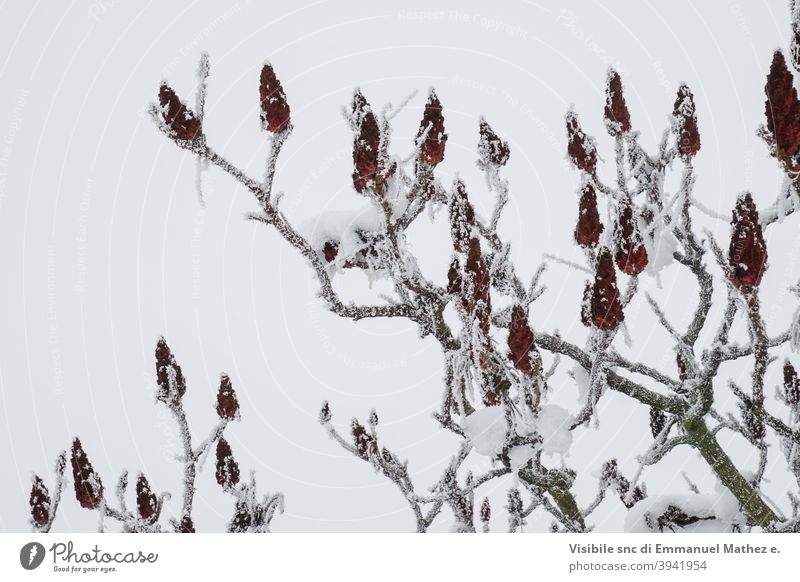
[649,407,667,438]
[676,353,688,382]
[136,473,158,523]
[229,501,252,533]
[589,248,624,330]
[30,476,51,527]
[71,438,103,510]
[215,438,240,489]
[727,193,768,287]
[351,419,376,460]
[792,21,800,73]
[259,63,291,133]
[448,181,476,253]
[319,400,332,424]
[155,337,186,405]
[417,91,447,166]
[566,110,597,173]
[507,305,541,377]
[178,516,195,533]
[765,51,800,158]
[158,84,203,142]
[574,184,603,247]
[322,241,339,263]
[466,237,492,337]
[350,91,381,193]
[604,69,631,136]
[216,374,240,420]
[614,200,648,275]
[741,399,766,441]
[580,281,592,327]
[784,360,800,405]
[478,119,510,167]
[368,409,379,427]
[446,258,462,296]
[479,497,491,524]
[672,84,700,159]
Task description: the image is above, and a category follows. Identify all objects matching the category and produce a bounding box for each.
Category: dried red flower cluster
[71,438,103,510]
[601,459,645,509]
[155,337,187,405]
[672,84,700,159]
[574,184,603,247]
[614,200,648,275]
[728,193,768,287]
[29,476,50,526]
[507,304,540,377]
[765,51,800,158]
[351,91,382,193]
[566,111,597,173]
[588,248,625,330]
[216,374,240,420]
[159,85,202,142]
[136,473,158,523]
[215,438,240,489]
[604,70,631,136]
[259,63,291,133]
[417,92,447,166]
[351,419,376,460]
[784,360,800,405]
[478,119,510,166]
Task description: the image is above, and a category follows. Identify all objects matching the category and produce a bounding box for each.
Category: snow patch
[463,407,507,457]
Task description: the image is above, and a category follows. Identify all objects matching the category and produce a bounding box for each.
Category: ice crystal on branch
[71,438,103,510]
[589,248,625,330]
[216,374,240,420]
[574,184,603,247]
[566,110,597,173]
[29,476,50,527]
[350,91,381,193]
[672,84,700,159]
[604,69,631,136]
[416,91,447,166]
[259,63,291,133]
[158,84,202,142]
[728,193,768,287]
[614,200,648,275]
[765,51,800,158]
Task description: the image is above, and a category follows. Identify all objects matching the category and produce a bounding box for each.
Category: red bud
[673,84,700,158]
[589,248,625,330]
[614,200,648,275]
[417,91,447,166]
[71,438,103,510]
[136,473,158,523]
[566,110,597,173]
[155,337,186,405]
[215,438,240,489]
[216,374,239,420]
[158,84,202,142]
[351,91,381,193]
[30,476,51,526]
[507,305,540,376]
[478,119,510,166]
[604,69,631,136]
[259,63,291,133]
[728,193,767,287]
[574,184,603,247]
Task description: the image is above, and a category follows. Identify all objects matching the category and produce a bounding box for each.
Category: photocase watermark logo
[20,542,46,570]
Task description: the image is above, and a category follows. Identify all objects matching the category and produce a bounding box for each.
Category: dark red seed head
[215,438,240,489]
[590,248,625,330]
[216,374,240,420]
[417,91,447,166]
[259,63,291,133]
[765,51,800,158]
[159,84,203,142]
[136,473,158,523]
[30,476,51,526]
[566,110,597,173]
[673,84,700,159]
[71,438,103,510]
[478,119,510,166]
[728,193,767,287]
[604,69,631,136]
[575,184,603,247]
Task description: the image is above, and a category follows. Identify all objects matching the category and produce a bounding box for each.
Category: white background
[1,0,799,533]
